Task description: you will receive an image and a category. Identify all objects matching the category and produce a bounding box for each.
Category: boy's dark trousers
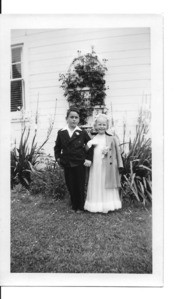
[64,163,86,211]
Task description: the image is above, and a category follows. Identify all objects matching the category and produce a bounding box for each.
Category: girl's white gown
[84,134,122,213]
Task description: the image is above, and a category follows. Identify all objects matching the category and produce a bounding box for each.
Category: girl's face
[95,118,108,134]
[66,111,80,129]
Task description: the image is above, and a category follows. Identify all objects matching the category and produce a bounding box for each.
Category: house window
[11,45,24,112]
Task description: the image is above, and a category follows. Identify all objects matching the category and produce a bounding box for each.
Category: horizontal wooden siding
[11,28,151,155]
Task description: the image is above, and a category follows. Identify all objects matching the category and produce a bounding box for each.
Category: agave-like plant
[11,98,57,189]
[121,107,152,206]
[11,126,42,188]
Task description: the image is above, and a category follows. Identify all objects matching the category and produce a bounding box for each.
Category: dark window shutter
[11,80,23,112]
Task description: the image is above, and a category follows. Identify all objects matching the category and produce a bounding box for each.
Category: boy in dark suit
[54,107,93,212]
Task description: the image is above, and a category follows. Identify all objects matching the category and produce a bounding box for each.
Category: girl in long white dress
[84,114,123,213]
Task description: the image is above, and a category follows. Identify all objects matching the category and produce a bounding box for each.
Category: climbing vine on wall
[59,48,108,125]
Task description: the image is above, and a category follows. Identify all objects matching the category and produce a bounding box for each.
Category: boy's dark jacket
[54,128,93,167]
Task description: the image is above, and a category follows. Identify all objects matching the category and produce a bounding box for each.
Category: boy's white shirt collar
[62,126,82,137]
[62,126,82,131]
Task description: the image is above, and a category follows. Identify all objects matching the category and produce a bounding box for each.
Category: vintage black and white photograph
[0,14,163,286]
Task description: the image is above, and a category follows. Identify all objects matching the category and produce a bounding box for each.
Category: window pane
[12,47,21,63]
[11,80,23,112]
[12,63,22,79]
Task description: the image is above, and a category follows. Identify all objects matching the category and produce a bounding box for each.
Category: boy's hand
[84,160,92,167]
[87,139,98,148]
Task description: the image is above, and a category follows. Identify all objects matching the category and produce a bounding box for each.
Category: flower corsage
[102,146,109,159]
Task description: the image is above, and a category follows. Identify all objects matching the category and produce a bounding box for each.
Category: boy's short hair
[66,106,80,118]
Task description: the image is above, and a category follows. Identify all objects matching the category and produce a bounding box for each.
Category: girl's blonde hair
[93,113,110,129]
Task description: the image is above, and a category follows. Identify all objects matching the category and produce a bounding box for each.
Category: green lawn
[11,190,152,273]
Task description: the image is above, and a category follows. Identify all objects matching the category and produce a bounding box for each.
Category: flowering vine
[59,47,108,125]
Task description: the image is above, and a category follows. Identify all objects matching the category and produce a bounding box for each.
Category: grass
[11,189,152,273]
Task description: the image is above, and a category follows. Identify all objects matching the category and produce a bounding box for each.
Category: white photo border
[0,14,163,287]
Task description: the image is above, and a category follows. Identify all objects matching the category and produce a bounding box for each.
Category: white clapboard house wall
[11,28,151,156]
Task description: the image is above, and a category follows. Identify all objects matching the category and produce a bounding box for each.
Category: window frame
[11,44,25,113]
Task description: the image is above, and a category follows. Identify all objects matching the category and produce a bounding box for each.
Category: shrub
[30,159,68,201]
[121,108,152,206]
